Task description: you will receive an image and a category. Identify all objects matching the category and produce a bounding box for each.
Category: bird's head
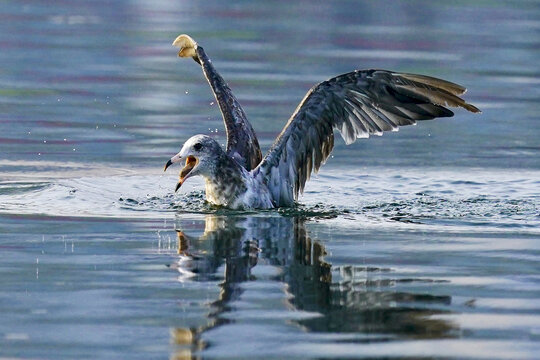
[164,135,223,191]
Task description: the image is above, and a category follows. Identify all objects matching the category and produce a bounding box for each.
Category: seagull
[164,34,480,209]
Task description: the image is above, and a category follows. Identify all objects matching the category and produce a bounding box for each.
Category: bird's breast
[205,179,242,208]
[204,173,274,209]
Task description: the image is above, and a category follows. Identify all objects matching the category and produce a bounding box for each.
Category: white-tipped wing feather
[255,69,480,207]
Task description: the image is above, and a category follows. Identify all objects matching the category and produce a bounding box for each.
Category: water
[1,0,540,359]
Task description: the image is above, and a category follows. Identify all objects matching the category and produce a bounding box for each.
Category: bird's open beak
[175,155,198,192]
[164,152,184,173]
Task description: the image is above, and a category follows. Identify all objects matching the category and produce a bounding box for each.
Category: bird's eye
[193,143,202,151]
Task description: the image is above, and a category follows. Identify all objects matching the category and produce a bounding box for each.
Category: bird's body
[201,146,274,209]
[164,35,480,209]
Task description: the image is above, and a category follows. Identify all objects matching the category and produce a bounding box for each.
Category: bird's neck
[204,154,247,207]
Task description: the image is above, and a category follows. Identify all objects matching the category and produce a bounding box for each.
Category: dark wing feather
[254,69,480,206]
[194,46,262,170]
[174,35,262,170]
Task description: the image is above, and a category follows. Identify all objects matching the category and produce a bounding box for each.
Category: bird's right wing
[254,69,480,207]
[173,35,262,171]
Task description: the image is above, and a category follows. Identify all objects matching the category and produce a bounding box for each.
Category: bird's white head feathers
[164,135,224,191]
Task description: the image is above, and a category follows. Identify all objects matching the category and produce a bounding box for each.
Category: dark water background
[1,0,539,359]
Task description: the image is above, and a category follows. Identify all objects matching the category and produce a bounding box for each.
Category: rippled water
[1,0,540,359]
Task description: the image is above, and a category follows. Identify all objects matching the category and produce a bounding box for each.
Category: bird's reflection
[169,214,456,358]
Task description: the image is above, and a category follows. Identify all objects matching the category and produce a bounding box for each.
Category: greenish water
[1,0,539,359]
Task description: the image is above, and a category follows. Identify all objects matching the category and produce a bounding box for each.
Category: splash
[0,169,537,234]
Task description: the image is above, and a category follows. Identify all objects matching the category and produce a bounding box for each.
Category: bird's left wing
[254,69,480,206]
[173,35,262,170]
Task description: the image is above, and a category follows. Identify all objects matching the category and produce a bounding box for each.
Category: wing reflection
[169,214,457,357]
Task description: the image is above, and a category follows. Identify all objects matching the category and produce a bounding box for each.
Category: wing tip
[398,72,468,96]
[172,34,198,59]
[462,102,481,113]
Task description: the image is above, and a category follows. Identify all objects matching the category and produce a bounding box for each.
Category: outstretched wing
[173,35,262,170]
[254,69,480,206]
